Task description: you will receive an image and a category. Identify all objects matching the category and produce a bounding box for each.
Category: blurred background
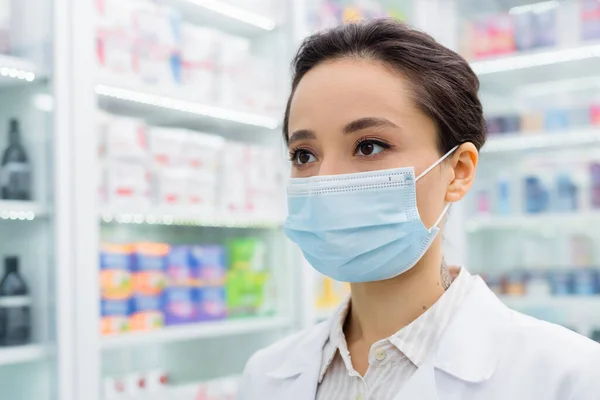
[0,0,599,399]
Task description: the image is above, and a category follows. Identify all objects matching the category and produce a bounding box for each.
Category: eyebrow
[287,117,399,146]
[343,117,400,134]
[288,129,316,146]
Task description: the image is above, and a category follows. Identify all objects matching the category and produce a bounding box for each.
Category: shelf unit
[164,0,278,33]
[59,0,302,399]
[471,42,600,75]
[0,345,48,366]
[99,208,284,228]
[465,211,600,232]
[499,295,600,310]
[482,129,600,154]
[0,54,42,86]
[0,0,70,399]
[0,201,47,220]
[109,376,241,400]
[95,81,280,130]
[454,0,600,345]
[499,295,600,337]
[101,317,291,349]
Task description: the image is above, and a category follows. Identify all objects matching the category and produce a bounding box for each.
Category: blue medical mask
[284,146,458,283]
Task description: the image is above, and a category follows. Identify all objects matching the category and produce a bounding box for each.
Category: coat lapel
[265,318,332,400]
[264,276,510,400]
[392,358,440,400]
[288,358,323,400]
[395,276,511,400]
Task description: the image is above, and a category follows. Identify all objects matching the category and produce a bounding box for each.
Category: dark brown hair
[283,19,486,154]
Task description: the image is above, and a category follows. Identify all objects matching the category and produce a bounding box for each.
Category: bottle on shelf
[0,256,31,346]
[496,174,512,215]
[1,119,31,201]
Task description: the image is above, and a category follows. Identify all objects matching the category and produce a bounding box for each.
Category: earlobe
[445,143,479,203]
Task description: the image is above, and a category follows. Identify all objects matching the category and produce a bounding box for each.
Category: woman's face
[286,58,472,228]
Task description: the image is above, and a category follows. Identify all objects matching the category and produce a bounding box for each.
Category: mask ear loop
[431,203,451,230]
[415,145,459,231]
[416,145,459,182]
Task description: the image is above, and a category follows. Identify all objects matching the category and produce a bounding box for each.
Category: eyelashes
[289,147,316,165]
[288,136,394,165]
[353,137,393,154]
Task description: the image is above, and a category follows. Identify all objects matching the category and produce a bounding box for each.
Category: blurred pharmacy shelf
[500,295,600,310]
[164,0,277,34]
[482,129,600,154]
[101,317,290,349]
[104,376,240,400]
[465,211,600,232]
[89,1,293,398]
[471,42,600,75]
[0,201,47,220]
[99,208,284,229]
[0,54,41,87]
[0,345,48,366]
[471,42,600,90]
[499,295,600,337]
[95,81,280,131]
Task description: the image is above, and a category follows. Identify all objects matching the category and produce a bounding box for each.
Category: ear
[445,142,478,203]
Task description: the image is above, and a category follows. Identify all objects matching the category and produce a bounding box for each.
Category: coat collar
[433,276,511,382]
[266,276,511,385]
[265,316,334,380]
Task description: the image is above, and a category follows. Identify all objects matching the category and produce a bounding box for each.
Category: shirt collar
[388,267,475,366]
[319,267,476,380]
[319,295,351,382]
[268,273,508,384]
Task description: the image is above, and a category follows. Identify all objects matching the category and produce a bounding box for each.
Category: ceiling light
[187,0,276,30]
[95,84,280,129]
[471,44,600,75]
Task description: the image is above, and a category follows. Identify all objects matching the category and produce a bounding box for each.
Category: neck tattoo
[441,266,452,290]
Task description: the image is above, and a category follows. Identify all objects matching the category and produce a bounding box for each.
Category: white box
[95,0,143,80]
[245,145,286,218]
[182,131,225,173]
[130,2,182,87]
[242,56,280,115]
[105,160,151,207]
[153,167,189,206]
[216,33,251,109]
[96,25,136,79]
[148,127,188,167]
[180,23,220,102]
[218,142,249,215]
[104,116,148,161]
[186,170,218,213]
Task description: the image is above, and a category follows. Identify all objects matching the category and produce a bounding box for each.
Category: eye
[355,140,389,156]
[291,149,317,165]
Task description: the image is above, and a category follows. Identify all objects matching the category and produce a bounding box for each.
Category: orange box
[130,311,164,331]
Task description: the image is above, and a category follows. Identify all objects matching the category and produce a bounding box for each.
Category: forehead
[288,58,419,136]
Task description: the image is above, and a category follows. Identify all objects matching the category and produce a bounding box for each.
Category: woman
[240,20,600,400]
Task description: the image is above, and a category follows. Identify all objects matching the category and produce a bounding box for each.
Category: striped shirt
[316,268,475,400]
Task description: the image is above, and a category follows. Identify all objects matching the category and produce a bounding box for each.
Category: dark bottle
[0,256,31,346]
[1,119,31,200]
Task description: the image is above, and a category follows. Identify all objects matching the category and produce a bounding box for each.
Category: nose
[317,158,353,176]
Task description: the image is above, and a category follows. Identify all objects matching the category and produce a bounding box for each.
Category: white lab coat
[239,277,600,400]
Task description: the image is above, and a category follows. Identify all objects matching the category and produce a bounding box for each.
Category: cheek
[415,173,448,227]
